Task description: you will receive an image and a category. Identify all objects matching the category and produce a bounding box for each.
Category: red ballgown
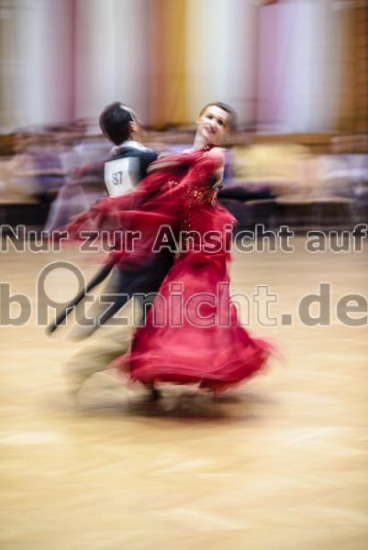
[65,150,271,391]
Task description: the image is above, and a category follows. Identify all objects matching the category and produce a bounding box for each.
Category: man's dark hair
[99,102,134,145]
[199,102,237,131]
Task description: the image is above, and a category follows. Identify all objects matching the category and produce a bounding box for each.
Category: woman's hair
[199,102,237,131]
[99,102,134,145]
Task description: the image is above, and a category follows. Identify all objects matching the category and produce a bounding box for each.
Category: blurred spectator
[5,130,66,203]
[217,141,312,230]
[43,132,110,232]
[315,134,368,224]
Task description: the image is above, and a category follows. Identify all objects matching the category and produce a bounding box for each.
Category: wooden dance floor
[0,233,367,549]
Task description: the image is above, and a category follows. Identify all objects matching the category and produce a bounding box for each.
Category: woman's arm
[147,150,206,174]
[205,147,225,188]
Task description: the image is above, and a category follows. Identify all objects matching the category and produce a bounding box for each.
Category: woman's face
[196,105,230,145]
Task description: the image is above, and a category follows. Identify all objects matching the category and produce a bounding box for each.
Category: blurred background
[0,0,367,231]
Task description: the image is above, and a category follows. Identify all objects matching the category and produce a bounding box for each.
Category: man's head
[99,102,142,145]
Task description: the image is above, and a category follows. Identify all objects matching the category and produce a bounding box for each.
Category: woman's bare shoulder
[206,146,225,164]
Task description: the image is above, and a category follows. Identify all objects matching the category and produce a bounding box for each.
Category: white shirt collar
[111,140,149,155]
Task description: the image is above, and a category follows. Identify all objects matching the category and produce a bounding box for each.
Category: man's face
[125,107,144,136]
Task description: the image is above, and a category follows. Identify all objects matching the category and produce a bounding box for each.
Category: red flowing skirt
[113,202,271,391]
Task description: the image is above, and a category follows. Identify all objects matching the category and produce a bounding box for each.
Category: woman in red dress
[66,103,271,394]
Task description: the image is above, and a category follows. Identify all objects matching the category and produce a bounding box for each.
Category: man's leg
[64,253,174,397]
[82,252,174,332]
[68,267,136,340]
[63,301,140,398]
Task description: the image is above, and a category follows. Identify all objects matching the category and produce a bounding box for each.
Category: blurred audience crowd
[0,123,367,233]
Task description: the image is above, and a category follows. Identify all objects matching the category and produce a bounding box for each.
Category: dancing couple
[57,101,272,399]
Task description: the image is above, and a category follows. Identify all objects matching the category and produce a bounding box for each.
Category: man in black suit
[64,102,174,397]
